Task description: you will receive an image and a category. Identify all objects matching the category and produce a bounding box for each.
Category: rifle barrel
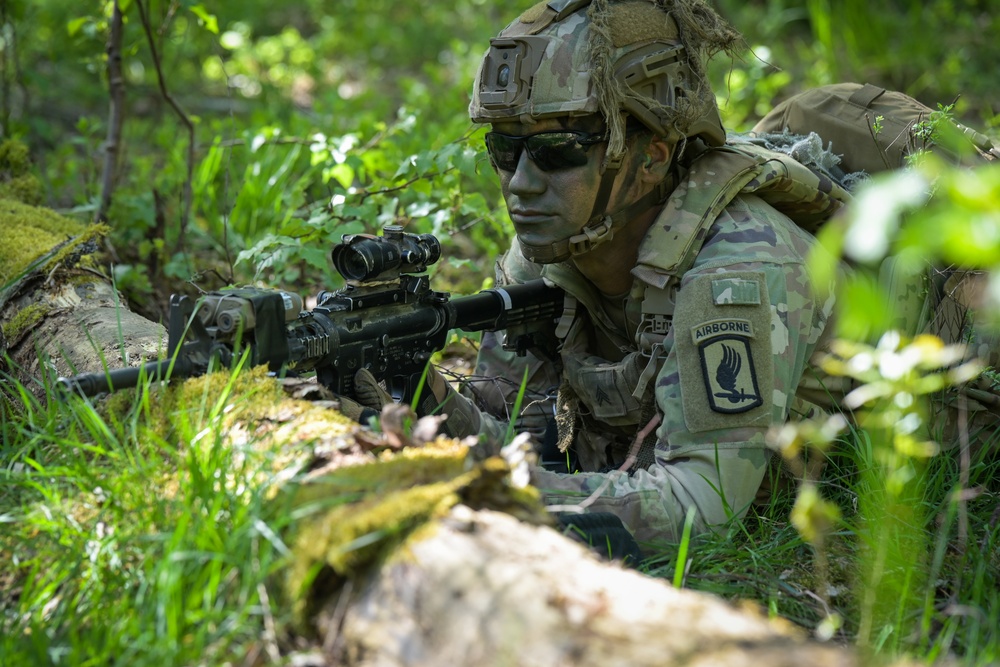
[57,358,191,398]
[55,280,563,398]
[449,280,563,332]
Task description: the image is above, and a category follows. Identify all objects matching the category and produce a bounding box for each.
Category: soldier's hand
[334,368,392,424]
[353,368,394,410]
[414,364,485,439]
[343,366,504,452]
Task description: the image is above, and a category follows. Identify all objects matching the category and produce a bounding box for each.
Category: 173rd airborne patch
[673,272,774,433]
[693,319,763,413]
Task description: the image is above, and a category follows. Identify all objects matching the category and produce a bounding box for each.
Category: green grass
[0,372,295,666]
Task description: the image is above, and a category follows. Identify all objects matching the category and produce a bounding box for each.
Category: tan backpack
[752,82,999,179]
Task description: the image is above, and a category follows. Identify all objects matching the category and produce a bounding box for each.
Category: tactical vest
[540,143,850,472]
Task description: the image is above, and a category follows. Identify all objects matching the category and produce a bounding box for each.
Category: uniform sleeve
[532,198,837,544]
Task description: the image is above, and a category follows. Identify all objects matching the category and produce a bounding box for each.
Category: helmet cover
[470,0,742,155]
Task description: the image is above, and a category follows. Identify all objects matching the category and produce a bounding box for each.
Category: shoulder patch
[671,271,774,433]
[692,318,755,343]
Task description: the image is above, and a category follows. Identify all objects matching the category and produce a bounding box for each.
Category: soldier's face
[490,116,637,251]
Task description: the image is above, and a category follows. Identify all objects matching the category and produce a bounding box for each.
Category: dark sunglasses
[485,130,607,172]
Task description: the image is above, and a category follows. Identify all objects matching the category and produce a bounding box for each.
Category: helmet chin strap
[519,157,674,264]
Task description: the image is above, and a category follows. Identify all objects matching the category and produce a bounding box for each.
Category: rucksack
[751,82,999,181]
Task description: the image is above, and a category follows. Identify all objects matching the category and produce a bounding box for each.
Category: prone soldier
[347,0,999,549]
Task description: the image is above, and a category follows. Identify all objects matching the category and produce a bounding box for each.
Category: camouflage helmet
[470,0,736,158]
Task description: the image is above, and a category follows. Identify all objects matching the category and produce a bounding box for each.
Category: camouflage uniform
[466,144,853,544]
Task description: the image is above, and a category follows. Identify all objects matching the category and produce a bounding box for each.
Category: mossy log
[319,505,870,667]
[285,439,905,667]
[0,197,165,394]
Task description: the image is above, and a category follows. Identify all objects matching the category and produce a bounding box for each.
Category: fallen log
[321,505,866,667]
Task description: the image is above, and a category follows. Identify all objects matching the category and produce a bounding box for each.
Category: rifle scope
[332,225,440,282]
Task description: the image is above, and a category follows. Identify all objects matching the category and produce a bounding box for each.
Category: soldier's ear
[639,135,673,182]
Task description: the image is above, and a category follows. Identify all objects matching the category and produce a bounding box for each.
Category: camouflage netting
[731,131,873,191]
[586,0,744,157]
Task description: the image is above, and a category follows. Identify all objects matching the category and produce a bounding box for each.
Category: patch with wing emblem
[697,332,763,413]
[672,271,774,433]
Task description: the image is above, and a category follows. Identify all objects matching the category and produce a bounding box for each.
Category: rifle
[57,225,564,400]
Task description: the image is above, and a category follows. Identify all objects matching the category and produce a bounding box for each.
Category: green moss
[1,303,51,344]
[41,223,110,276]
[0,140,32,175]
[0,141,110,286]
[284,439,550,627]
[135,365,275,442]
[99,387,144,425]
[459,456,545,521]
[0,140,43,206]
[0,198,105,286]
[295,474,467,575]
[290,443,469,509]
[287,469,469,625]
[0,175,43,206]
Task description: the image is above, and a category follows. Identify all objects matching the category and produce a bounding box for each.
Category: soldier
[353,0,855,551]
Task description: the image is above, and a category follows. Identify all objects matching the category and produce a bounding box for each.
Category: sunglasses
[485,130,607,172]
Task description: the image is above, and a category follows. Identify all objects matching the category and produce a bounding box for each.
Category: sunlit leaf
[842,170,930,264]
[188,4,219,35]
[66,17,89,37]
[327,163,355,189]
[835,276,895,341]
[791,484,840,545]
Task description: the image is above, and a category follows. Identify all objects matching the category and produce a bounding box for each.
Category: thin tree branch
[0,0,26,133]
[95,0,126,224]
[135,0,195,254]
[0,0,9,133]
[357,169,454,204]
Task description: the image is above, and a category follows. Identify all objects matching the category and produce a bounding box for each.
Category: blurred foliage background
[2,0,996,316]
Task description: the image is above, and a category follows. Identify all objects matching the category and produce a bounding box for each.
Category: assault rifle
[57,225,564,400]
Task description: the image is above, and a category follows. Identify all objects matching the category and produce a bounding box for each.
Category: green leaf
[406,200,435,218]
[456,147,482,179]
[414,151,435,175]
[189,4,219,34]
[66,17,89,37]
[393,155,417,180]
[836,276,895,342]
[297,246,333,272]
[434,143,460,171]
[327,163,355,189]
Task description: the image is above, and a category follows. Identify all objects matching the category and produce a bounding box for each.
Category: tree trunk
[95,0,126,224]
